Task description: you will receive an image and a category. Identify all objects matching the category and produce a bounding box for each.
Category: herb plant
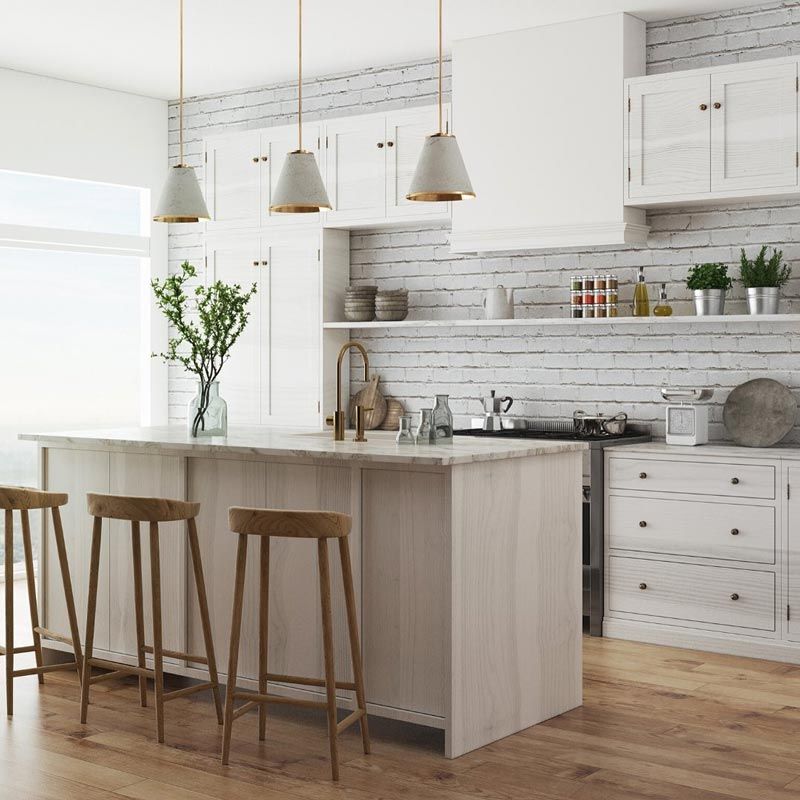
[686,263,733,292]
[739,246,791,289]
[152,261,257,436]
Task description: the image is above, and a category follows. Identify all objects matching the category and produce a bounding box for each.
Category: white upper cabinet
[626,56,799,207]
[629,74,711,199]
[710,62,798,193]
[324,114,387,224]
[205,132,263,230]
[385,106,450,221]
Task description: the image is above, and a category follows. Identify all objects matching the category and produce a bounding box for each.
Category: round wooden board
[723,378,797,447]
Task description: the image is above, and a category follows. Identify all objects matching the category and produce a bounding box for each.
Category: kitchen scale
[661,388,714,446]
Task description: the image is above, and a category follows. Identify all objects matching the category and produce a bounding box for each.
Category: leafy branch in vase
[152,261,257,437]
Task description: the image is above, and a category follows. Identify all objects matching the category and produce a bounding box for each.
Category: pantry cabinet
[626,56,799,206]
[205,229,349,428]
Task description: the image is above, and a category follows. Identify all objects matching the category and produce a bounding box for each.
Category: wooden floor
[3,636,800,799]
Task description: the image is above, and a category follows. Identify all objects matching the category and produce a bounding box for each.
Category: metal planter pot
[693,289,726,316]
[746,287,780,315]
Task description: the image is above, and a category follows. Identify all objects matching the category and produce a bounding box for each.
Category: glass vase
[187,381,228,438]
[431,394,453,443]
[396,414,415,445]
[415,408,433,444]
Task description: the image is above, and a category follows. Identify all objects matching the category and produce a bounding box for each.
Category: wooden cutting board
[349,374,388,430]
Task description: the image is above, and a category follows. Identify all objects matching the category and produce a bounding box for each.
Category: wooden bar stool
[221,507,370,780]
[0,486,83,717]
[80,493,223,742]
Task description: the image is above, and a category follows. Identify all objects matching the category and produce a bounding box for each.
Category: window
[0,171,149,572]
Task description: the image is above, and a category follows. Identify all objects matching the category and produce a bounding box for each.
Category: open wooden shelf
[323,314,800,330]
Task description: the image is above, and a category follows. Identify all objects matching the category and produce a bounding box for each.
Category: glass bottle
[187,381,228,438]
[396,415,415,445]
[632,266,650,317]
[431,394,454,443]
[653,283,673,317]
[416,408,433,444]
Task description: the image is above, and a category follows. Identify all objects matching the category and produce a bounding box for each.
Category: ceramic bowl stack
[344,285,378,322]
[375,288,409,321]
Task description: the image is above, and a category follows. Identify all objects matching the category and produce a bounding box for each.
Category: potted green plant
[686,262,732,316]
[739,245,791,315]
[152,261,257,437]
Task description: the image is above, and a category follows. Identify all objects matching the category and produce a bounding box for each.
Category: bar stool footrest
[267,672,356,691]
[142,644,208,665]
[33,626,75,647]
[89,669,132,685]
[89,657,154,678]
[233,689,328,710]
[13,661,79,678]
[337,708,365,734]
[163,681,215,702]
[0,644,37,656]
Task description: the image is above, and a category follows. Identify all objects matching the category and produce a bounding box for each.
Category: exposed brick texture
[168,1,800,442]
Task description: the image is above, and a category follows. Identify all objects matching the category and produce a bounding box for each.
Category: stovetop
[454,426,652,448]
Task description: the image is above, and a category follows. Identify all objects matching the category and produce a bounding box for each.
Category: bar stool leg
[5,510,14,717]
[338,537,370,755]
[20,510,44,684]
[130,521,148,708]
[258,536,270,741]
[52,507,83,679]
[80,517,103,724]
[187,518,223,724]
[149,522,165,743]
[317,539,340,781]
[221,534,248,765]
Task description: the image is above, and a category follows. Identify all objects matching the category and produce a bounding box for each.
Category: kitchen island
[22,426,585,757]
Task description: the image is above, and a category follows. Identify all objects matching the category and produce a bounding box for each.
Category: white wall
[0,68,169,425]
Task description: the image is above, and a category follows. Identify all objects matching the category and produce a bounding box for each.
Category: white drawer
[608,495,775,564]
[609,457,775,500]
[608,556,775,631]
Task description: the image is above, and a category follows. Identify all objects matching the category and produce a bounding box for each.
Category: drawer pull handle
[639,582,647,590]
[714,102,722,109]
[639,520,647,528]
[639,472,647,479]
[699,103,708,111]
[730,593,739,601]
[252,156,260,163]
[731,477,740,485]
[730,528,739,536]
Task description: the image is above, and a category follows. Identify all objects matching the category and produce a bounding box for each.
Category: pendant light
[406,0,475,202]
[153,0,210,223]
[270,0,331,213]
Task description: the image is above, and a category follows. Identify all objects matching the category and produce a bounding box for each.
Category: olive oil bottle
[632,266,650,317]
[653,283,673,317]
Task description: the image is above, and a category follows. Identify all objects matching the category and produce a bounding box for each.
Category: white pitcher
[483,286,515,319]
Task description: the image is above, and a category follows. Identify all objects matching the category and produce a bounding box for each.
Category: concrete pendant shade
[406,133,476,202]
[270,150,331,213]
[153,165,210,223]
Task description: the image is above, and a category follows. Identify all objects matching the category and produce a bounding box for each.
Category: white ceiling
[2,1,756,99]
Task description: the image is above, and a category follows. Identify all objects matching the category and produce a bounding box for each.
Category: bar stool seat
[1,486,83,717]
[79,493,222,743]
[221,506,370,780]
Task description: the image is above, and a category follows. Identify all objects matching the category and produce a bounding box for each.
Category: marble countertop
[21,425,587,467]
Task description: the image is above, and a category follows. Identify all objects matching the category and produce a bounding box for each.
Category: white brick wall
[168,1,800,442]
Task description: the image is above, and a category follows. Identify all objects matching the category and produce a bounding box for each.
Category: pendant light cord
[179,0,185,165]
[298,0,303,151]
[438,0,443,135]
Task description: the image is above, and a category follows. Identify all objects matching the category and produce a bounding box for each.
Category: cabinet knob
[639,520,647,528]
[261,260,268,266]
[252,156,260,163]
[261,155,268,161]
[714,102,722,109]
[252,260,259,266]
[639,472,647,479]
[387,141,394,147]
[731,528,740,536]
[730,593,739,601]
[731,477,740,485]
[639,582,647,590]
[699,103,708,111]
[377,142,384,148]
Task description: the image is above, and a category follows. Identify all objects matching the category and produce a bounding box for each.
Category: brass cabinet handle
[252,156,260,163]
[639,520,647,528]
[714,102,722,109]
[731,477,740,485]
[730,593,739,601]
[639,582,647,590]
[731,528,740,536]
[377,142,384,148]
[387,141,394,147]
[700,103,708,111]
[639,472,647,479]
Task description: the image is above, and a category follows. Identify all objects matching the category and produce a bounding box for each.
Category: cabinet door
[629,74,711,198]
[205,132,263,230]
[788,466,800,640]
[711,63,798,193]
[325,115,386,224]
[385,106,451,221]
[263,124,325,227]
[264,237,320,424]
[206,238,263,424]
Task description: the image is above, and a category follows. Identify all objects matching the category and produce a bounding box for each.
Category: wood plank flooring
[3,635,800,799]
